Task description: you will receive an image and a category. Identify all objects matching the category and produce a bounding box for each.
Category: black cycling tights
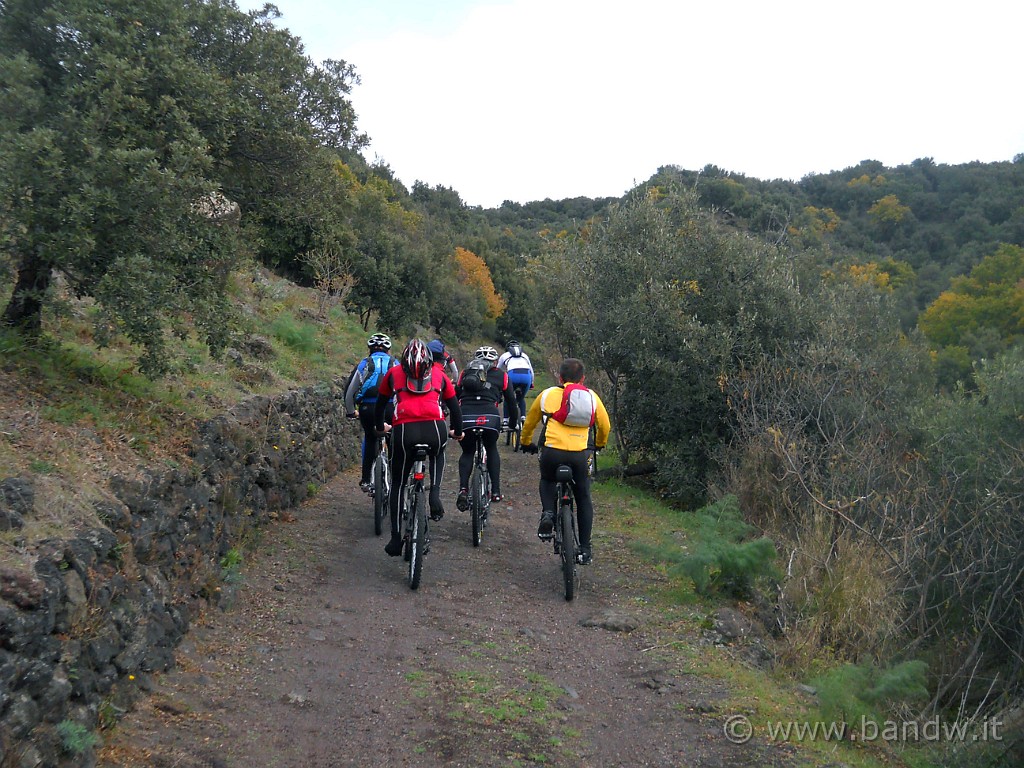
[358,402,394,483]
[388,420,449,536]
[457,428,501,495]
[539,447,593,548]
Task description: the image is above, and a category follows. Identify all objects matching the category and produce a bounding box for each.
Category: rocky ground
[98,446,795,768]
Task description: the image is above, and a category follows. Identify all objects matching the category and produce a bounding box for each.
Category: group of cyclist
[345,333,610,566]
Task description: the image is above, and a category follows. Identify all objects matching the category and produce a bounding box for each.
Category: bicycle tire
[512,424,522,452]
[560,500,576,601]
[470,458,484,547]
[372,453,387,536]
[408,485,427,590]
[401,487,412,562]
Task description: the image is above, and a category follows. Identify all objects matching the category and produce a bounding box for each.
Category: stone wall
[0,383,360,767]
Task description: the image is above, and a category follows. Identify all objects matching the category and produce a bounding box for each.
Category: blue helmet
[427,339,445,359]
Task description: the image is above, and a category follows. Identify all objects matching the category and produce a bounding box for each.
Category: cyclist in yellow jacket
[521,358,611,564]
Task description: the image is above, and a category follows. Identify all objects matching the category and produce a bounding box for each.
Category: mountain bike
[548,450,598,600]
[550,463,581,600]
[505,415,523,451]
[398,443,430,590]
[370,434,390,536]
[505,385,528,449]
[466,428,491,547]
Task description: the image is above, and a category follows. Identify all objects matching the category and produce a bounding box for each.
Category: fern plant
[56,720,99,755]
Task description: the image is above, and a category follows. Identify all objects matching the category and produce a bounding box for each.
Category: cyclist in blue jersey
[345,333,397,493]
[497,339,534,428]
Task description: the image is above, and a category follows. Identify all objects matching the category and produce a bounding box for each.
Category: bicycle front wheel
[372,454,387,536]
[408,487,427,590]
[559,503,576,601]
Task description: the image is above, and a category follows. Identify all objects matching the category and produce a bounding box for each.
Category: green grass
[0,265,373,474]
[590,476,948,768]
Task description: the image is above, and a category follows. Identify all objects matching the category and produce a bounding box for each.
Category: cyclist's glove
[521,443,539,454]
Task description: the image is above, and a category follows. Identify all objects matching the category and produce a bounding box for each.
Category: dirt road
[99,446,789,767]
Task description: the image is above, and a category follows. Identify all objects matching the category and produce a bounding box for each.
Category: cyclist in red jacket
[374,339,463,556]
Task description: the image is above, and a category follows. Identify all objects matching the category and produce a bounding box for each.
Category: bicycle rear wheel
[559,502,576,601]
[470,462,484,547]
[372,453,388,536]
[408,486,427,589]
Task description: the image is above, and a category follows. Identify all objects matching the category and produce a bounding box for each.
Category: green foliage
[29,459,56,474]
[56,719,99,755]
[0,0,365,374]
[918,243,1024,386]
[539,185,811,501]
[220,547,243,584]
[270,312,320,354]
[674,496,779,598]
[811,660,929,732]
[634,495,779,598]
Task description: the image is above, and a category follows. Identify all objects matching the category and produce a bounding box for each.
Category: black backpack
[461,360,502,403]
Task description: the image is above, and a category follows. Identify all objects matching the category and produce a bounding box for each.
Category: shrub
[56,719,99,755]
[811,660,929,735]
[270,312,320,354]
[657,495,779,598]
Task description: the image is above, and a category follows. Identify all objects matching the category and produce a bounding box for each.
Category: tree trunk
[1,258,50,334]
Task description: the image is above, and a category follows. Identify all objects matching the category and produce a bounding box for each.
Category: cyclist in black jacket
[454,346,518,509]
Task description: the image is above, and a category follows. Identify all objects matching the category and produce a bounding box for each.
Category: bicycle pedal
[538,532,554,542]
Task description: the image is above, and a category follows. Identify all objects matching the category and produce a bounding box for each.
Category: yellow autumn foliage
[454,246,506,319]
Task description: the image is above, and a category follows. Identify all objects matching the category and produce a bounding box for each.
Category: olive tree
[540,186,811,501]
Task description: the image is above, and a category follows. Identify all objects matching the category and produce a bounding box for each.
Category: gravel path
[99,446,791,767]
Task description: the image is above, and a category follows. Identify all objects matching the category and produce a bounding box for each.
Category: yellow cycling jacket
[522,384,611,452]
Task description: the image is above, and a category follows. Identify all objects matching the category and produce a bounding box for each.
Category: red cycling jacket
[377,366,456,425]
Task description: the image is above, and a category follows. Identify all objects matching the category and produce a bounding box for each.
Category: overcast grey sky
[240,0,1023,208]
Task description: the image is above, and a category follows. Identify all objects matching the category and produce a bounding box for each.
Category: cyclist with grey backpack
[521,358,610,565]
[345,333,398,494]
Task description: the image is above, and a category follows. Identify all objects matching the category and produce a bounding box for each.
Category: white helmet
[367,333,392,351]
[474,346,499,362]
